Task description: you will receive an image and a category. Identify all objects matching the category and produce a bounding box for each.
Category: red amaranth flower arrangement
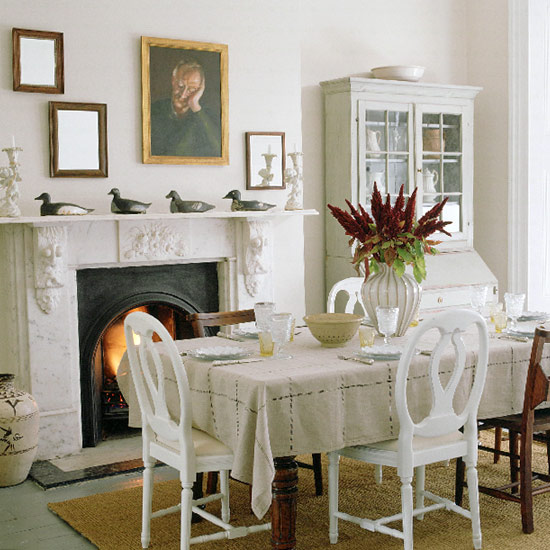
[328,184,452,283]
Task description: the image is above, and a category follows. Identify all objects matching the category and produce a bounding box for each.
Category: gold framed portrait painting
[141,36,228,165]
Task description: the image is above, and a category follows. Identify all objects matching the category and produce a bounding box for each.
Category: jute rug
[48,434,550,549]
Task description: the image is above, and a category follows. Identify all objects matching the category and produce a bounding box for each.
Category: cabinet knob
[437,296,443,304]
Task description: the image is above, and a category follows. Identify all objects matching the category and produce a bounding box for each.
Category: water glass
[376,306,399,347]
[254,302,275,332]
[359,326,376,348]
[270,313,293,359]
[489,302,504,323]
[493,311,507,333]
[504,292,525,331]
[259,331,274,357]
[470,285,488,314]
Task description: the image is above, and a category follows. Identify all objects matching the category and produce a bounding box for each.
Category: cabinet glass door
[358,101,414,205]
[418,108,465,238]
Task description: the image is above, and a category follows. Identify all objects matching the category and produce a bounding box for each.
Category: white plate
[187,346,251,361]
[356,345,402,361]
[233,328,260,339]
[518,311,548,322]
[504,326,535,338]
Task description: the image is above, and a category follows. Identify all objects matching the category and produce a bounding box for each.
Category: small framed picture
[49,102,108,177]
[141,36,228,165]
[12,28,64,94]
[246,132,286,190]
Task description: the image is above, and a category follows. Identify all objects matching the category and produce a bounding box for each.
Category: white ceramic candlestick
[258,152,277,187]
[0,146,23,217]
[285,151,303,210]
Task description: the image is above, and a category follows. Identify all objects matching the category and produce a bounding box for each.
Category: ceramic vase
[0,374,39,487]
[361,263,421,337]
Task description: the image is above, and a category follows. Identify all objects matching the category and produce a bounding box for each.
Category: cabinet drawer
[420,285,498,312]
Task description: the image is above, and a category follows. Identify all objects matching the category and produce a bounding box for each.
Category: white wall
[0,0,306,317]
[466,0,509,298]
[1,0,511,320]
[300,0,472,314]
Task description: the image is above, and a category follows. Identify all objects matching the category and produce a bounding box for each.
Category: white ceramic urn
[0,374,39,486]
[361,263,421,337]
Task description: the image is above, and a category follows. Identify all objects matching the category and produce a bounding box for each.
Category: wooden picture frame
[13,28,64,94]
[246,132,286,189]
[49,102,108,177]
[141,36,228,165]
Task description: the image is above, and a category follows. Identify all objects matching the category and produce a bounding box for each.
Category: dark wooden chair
[187,308,324,496]
[455,325,550,533]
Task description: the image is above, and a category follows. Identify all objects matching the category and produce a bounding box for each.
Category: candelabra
[0,145,22,218]
[285,151,303,210]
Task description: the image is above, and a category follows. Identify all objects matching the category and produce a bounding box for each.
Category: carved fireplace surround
[0,210,316,459]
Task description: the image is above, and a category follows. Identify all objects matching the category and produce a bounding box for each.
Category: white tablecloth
[118,326,547,518]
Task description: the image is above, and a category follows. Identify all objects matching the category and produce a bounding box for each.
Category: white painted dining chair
[124,311,270,549]
[327,277,366,316]
[328,309,489,550]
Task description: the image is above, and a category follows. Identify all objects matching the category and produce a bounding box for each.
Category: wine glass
[504,292,525,331]
[270,313,293,359]
[376,306,399,350]
[470,285,488,314]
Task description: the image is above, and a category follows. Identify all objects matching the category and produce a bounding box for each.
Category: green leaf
[369,258,379,273]
[397,248,413,262]
[393,258,405,277]
[413,264,424,283]
[414,239,423,257]
[381,241,393,249]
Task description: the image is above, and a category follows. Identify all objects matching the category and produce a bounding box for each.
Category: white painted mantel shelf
[0,209,318,225]
[0,208,317,459]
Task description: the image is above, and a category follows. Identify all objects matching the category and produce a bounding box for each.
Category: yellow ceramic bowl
[303,313,363,347]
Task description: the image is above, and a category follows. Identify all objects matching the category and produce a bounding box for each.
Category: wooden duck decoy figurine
[35,193,94,216]
[165,190,215,213]
[222,189,275,212]
[108,188,151,214]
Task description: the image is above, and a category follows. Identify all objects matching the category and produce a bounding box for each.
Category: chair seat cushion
[363,430,464,453]
[157,428,233,457]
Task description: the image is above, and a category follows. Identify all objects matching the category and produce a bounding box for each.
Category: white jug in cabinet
[422,168,438,200]
[366,129,382,155]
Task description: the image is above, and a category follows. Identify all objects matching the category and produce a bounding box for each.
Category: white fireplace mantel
[0,209,317,459]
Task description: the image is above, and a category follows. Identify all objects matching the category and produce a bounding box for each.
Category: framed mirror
[13,28,64,94]
[49,102,108,177]
[246,131,286,189]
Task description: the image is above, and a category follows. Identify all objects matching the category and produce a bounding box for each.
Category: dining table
[117,317,549,550]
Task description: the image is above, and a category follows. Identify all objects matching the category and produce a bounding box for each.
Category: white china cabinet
[320,77,498,312]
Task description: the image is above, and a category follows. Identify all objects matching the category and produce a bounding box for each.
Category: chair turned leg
[494,427,503,463]
[180,484,193,550]
[466,461,482,549]
[141,457,154,548]
[520,429,535,534]
[400,475,414,550]
[328,452,339,544]
[374,464,383,484]
[415,465,425,520]
[455,456,465,506]
[220,470,230,523]
[510,431,519,493]
[312,453,323,496]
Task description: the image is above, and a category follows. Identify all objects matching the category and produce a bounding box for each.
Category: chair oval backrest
[327,277,366,315]
[124,311,194,468]
[395,309,489,442]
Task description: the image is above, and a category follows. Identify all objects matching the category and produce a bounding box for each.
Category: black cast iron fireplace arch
[77,263,218,446]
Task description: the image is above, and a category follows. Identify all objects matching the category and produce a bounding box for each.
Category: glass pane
[366,163,386,195]
[388,111,408,152]
[443,156,462,194]
[422,113,442,158]
[421,195,442,215]
[442,195,462,233]
[388,154,409,195]
[443,114,461,153]
[365,110,386,154]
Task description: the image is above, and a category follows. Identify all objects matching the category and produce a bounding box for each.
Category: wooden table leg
[271,456,298,550]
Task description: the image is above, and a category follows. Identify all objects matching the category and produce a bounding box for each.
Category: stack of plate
[187,346,251,361]
[355,345,401,361]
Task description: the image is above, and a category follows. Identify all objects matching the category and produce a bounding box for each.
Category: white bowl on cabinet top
[371,66,425,82]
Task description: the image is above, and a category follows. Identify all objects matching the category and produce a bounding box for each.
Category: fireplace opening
[77,263,219,446]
